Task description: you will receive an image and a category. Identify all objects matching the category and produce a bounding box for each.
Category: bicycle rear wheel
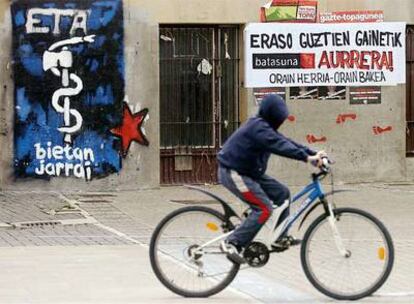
[301,208,394,300]
[149,206,239,297]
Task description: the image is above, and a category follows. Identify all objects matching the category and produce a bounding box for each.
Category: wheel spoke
[150,207,239,297]
[302,208,393,300]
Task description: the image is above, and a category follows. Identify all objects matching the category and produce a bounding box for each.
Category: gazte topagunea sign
[244,22,406,87]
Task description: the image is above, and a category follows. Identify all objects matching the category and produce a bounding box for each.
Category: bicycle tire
[300,207,394,300]
[149,205,240,297]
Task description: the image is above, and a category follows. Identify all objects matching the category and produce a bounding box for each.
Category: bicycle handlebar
[321,157,330,172]
[312,156,334,180]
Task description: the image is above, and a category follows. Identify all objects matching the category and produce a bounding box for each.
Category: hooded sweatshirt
[218,94,316,178]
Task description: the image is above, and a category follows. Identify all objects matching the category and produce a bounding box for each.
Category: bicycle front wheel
[149,206,239,297]
[301,207,394,300]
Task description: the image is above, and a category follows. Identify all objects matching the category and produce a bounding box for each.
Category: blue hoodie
[218,94,316,178]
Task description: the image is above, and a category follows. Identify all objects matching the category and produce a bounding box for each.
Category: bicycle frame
[192,176,329,253]
[263,177,325,248]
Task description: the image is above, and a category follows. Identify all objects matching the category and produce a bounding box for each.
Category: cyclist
[218,93,326,264]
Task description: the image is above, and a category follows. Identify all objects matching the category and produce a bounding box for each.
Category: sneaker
[271,236,301,252]
[220,241,246,264]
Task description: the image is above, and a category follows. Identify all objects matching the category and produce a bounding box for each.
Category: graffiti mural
[11,0,136,181]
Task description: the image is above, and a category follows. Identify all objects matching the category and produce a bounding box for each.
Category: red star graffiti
[110,102,149,158]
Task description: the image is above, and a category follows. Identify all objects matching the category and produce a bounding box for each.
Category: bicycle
[149,158,394,300]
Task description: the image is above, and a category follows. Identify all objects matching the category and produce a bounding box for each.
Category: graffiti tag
[34,142,95,180]
[26,8,89,35]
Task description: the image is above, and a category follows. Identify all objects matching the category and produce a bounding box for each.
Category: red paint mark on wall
[110,102,149,158]
[336,113,357,124]
[306,134,327,144]
[287,115,296,122]
[373,125,392,135]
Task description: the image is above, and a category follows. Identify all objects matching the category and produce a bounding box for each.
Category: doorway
[159,25,240,184]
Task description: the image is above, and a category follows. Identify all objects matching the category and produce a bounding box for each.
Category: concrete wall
[0,3,14,190]
[260,85,406,185]
[0,0,413,190]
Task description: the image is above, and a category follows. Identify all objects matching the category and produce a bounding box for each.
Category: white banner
[244,22,406,87]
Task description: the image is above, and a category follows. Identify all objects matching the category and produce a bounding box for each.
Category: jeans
[218,165,290,247]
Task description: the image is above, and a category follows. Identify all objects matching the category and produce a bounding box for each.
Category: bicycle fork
[323,199,350,258]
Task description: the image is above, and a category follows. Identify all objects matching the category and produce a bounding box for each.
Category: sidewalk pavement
[0,245,256,304]
[0,182,413,303]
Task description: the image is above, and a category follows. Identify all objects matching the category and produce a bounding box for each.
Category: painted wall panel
[12,0,125,181]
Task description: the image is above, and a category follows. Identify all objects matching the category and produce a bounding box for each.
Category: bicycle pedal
[290,238,302,246]
[226,252,246,264]
[220,241,246,264]
[271,243,289,252]
[271,237,301,252]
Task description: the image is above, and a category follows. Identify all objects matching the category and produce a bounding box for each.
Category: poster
[319,11,384,24]
[253,87,286,105]
[244,22,406,88]
[12,0,125,181]
[350,86,381,104]
[260,0,317,23]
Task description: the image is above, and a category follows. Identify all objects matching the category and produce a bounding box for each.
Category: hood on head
[258,94,289,130]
